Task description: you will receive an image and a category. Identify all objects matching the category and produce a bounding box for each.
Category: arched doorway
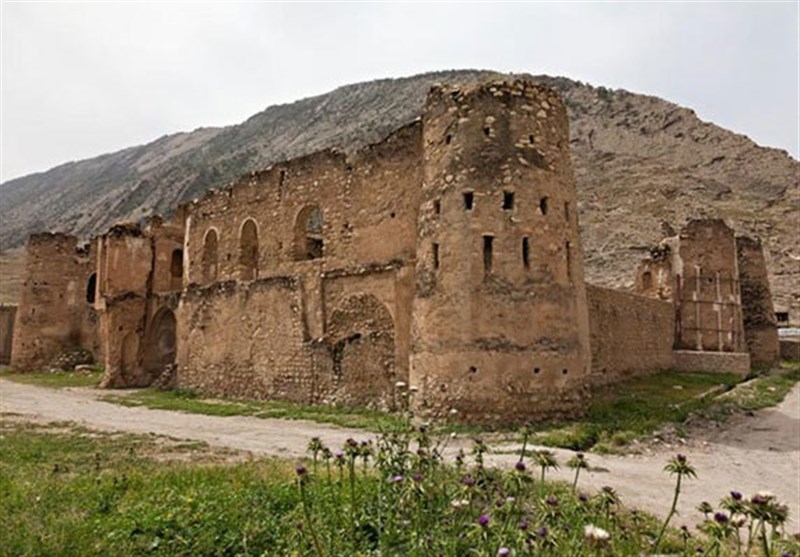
[327,294,395,406]
[143,308,177,382]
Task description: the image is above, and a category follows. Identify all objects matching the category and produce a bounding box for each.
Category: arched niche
[239,219,259,280]
[294,205,324,260]
[202,229,219,284]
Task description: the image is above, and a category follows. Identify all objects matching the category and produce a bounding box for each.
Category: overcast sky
[1,2,798,182]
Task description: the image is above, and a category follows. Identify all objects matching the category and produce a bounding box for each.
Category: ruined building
[7,78,781,423]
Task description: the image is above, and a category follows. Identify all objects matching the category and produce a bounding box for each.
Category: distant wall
[10,233,99,371]
[0,305,16,364]
[586,285,675,385]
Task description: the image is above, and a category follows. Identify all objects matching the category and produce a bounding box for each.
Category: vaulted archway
[142,308,177,383]
[326,294,395,406]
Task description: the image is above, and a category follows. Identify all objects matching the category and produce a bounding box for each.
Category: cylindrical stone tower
[410,78,591,424]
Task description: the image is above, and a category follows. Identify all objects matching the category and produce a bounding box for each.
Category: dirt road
[1,378,798,531]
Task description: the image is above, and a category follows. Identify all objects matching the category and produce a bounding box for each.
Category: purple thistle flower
[519,519,529,531]
[537,526,549,537]
[578,492,589,502]
[497,548,510,556]
[546,494,559,507]
[391,475,404,483]
[463,475,476,487]
[515,461,526,472]
[478,514,490,527]
[714,512,729,524]
[412,472,424,483]
[677,453,687,463]
[730,490,743,501]
[295,465,307,476]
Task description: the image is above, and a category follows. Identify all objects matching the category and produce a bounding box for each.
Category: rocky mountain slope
[1,69,797,311]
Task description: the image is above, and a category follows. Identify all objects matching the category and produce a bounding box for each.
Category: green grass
[701,361,800,419]
[101,388,407,431]
[531,363,800,453]
[530,370,741,452]
[0,369,104,388]
[2,418,796,556]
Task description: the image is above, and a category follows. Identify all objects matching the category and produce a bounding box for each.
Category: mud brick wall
[177,278,320,402]
[586,285,675,385]
[10,233,99,371]
[674,220,745,353]
[0,304,17,364]
[410,78,592,424]
[736,236,780,367]
[182,122,422,288]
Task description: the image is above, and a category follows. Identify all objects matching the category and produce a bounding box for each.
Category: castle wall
[175,122,422,407]
[97,219,185,388]
[674,219,745,353]
[177,278,321,402]
[0,304,17,365]
[410,79,591,424]
[736,236,780,367]
[10,233,99,371]
[586,285,675,385]
[183,123,422,288]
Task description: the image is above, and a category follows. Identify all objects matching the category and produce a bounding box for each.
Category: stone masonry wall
[736,236,780,368]
[0,304,17,365]
[586,284,675,385]
[674,219,745,353]
[410,78,591,424]
[10,233,99,371]
[176,122,422,408]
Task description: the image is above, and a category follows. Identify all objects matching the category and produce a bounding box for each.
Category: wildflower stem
[299,480,325,557]
[653,471,682,552]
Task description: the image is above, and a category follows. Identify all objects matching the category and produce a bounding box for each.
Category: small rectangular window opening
[776,312,789,323]
[483,235,494,274]
[564,201,570,222]
[565,240,572,282]
[522,237,530,269]
[432,243,440,270]
[463,192,474,211]
[503,191,515,210]
[433,199,441,215]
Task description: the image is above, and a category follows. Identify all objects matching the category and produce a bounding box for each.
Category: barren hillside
[1,70,797,311]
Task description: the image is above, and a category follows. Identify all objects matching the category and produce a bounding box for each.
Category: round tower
[410,78,591,424]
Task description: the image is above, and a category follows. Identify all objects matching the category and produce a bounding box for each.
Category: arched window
[239,219,259,280]
[202,229,219,284]
[86,273,97,304]
[642,271,653,290]
[170,249,183,278]
[294,206,323,260]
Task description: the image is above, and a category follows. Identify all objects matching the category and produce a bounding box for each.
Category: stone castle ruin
[6,78,782,423]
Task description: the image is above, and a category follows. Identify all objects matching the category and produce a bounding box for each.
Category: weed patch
[1,369,103,388]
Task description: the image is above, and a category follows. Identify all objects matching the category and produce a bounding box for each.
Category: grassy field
[1,418,796,556]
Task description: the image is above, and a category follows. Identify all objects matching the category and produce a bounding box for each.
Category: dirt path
[1,378,798,531]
